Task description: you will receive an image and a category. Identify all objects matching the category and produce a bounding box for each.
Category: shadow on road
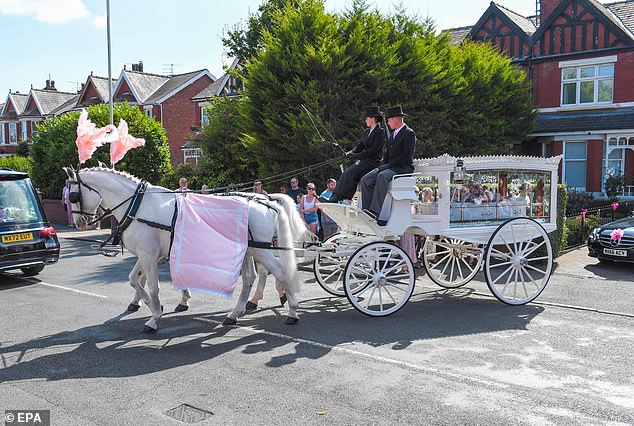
[0,290,543,383]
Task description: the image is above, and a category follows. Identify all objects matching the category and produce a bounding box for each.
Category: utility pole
[106,0,113,125]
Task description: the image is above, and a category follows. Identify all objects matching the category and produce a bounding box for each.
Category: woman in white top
[300,183,319,234]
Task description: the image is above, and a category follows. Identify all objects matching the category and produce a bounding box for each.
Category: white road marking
[38,282,108,299]
[195,317,508,389]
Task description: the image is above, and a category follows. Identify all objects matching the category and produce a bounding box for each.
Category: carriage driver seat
[376,175,418,226]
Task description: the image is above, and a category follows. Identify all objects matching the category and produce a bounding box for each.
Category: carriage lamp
[454,158,465,183]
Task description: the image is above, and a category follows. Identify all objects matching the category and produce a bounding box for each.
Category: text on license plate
[2,232,34,243]
[603,248,627,257]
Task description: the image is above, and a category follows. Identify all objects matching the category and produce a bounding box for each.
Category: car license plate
[2,232,34,243]
[603,248,627,257]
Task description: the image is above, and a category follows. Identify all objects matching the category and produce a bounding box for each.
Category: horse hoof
[161,305,164,312]
[141,325,157,333]
[223,317,237,326]
[284,317,299,325]
[127,303,140,312]
[279,294,287,307]
[245,301,258,312]
[174,304,189,312]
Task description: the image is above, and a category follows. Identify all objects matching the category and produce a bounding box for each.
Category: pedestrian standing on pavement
[62,179,73,226]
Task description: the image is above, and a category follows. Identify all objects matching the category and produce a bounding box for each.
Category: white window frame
[8,122,17,144]
[200,103,209,126]
[21,121,28,141]
[559,56,616,107]
[143,105,152,118]
[0,125,4,144]
[562,141,587,192]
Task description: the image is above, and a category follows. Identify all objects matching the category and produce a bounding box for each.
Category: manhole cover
[164,404,214,423]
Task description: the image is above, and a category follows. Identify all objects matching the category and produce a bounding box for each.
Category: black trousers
[334,160,377,200]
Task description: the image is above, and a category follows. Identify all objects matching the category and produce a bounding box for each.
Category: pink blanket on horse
[170,194,249,298]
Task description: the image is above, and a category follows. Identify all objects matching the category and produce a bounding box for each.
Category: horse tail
[263,200,298,293]
[268,193,314,243]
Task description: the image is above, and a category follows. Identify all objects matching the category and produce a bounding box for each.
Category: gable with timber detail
[535,0,634,57]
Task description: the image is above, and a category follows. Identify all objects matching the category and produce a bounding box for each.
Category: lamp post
[106,0,113,126]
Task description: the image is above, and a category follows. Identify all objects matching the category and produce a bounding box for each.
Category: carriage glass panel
[413,175,439,216]
[449,169,551,228]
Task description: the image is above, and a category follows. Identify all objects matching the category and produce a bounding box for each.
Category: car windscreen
[0,178,43,224]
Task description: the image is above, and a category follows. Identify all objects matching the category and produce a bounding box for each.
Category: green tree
[31,103,171,198]
[194,96,260,188]
[241,0,536,184]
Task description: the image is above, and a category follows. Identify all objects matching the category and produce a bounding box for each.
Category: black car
[0,169,60,276]
[588,213,634,264]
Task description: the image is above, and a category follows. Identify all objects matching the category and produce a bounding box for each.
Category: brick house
[111,62,216,165]
[0,80,77,156]
[75,73,117,108]
[185,58,243,165]
[447,0,634,198]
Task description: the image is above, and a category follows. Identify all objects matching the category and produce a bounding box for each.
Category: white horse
[65,167,301,332]
[229,193,315,320]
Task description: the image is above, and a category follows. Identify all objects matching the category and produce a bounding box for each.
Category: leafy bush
[604,173,625,199]
[30,103,171,198]
[565,214,600,246]
[0,156,32,174]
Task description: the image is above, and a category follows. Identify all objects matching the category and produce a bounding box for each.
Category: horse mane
[80,167,142,184]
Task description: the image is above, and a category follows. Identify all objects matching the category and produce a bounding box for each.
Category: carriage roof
[413,154,562,172]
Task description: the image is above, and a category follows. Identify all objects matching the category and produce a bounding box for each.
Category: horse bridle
[69,173,106,225]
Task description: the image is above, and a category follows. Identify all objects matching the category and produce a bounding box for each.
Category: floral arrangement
[610,228,624,241]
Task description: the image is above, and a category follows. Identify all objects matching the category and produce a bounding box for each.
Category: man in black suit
[325,106,387,203]
[360,105,416,224]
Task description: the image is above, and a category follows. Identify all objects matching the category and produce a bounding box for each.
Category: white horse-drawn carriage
[307,154,562,317]
[65,153,561,330]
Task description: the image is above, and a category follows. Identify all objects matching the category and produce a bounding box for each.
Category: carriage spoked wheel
[313,233,365,297]
[343,242,415,316]
[422,236,483,288]
[484,218,553,305]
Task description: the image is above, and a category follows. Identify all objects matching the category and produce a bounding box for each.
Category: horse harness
[71,176,300,255]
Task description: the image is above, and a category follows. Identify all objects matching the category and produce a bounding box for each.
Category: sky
[0,0,576,100]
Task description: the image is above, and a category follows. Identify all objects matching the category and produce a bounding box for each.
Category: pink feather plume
[75,109,116,163]
[110,119,145,165]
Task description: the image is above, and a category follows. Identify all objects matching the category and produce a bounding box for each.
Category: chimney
[131,63,138,71]
[79,83,85,94]
[540,0,562,25]
[124,64,127,70]
[44,79,57,91]
[138,61,143,72]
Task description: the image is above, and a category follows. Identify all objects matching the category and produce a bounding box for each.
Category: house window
[201,106,209,126]
[561,63,614,106]
[31,121,38,137]
[21,121,28,141]
[563,141,587,191]
[8,123,17,144]
[1,125,4,144]
[144,107,152,118]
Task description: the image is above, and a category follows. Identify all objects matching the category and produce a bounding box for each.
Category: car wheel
[20,265,45,276]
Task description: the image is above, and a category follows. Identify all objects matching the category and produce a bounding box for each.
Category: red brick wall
[160,75,213,166]
[532,61,561,107]
[42,199,112,227]
[586,139,604,192]
[614,51,634,103]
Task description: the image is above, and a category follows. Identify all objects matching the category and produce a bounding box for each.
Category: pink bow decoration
[76,110,116,163]
[580,209,587,219]
[610,228,624,241]
[110,119,145,165]
[612,202,619,211]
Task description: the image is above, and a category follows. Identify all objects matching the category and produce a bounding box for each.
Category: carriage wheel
[313,233,349,296]
[344,242,415,317]
[422,236,483,288]
[484,218,553,305]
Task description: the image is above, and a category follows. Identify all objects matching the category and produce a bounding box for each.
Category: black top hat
[364,106,382,118]
[385,105,406,118]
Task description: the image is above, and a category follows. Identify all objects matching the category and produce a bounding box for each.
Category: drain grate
[164,404,214,423]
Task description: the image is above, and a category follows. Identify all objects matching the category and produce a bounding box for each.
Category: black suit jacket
[379,124,416,174]
[351,126,386,167]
